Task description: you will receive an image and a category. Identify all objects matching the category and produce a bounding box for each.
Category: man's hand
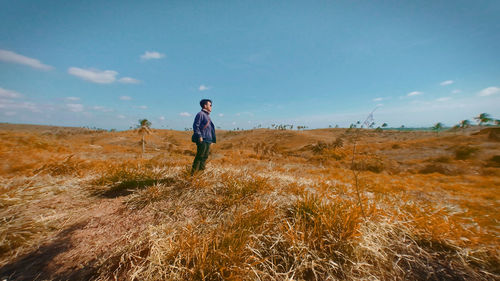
[199,137,203,143]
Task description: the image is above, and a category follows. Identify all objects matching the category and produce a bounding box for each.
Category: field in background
[0,123,499,280]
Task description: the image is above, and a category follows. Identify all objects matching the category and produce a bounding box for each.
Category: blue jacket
[193,110,216,143]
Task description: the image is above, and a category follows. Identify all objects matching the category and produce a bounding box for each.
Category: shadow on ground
[98,177,178,198]
[0,222,99,281]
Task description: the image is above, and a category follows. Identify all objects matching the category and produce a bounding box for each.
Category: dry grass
[454,145,480,160]
[0,124,499,280]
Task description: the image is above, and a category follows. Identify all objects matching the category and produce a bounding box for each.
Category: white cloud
[66,103,84,112]
[4,111,16,116]
[477,86,500,97]
[199,85,210,91]
[120,96,132,100]
[436,97,451,102]
[68,67,118,84]
[440,80,454,86]
[373,97,383,102]
[0,90,42,113]
[118,77,141,84]
[66,96,80,101]
[0,87,23,98]
[0,99,39,112]
[140,51,165,60]
[0,49,53,70]
[138,105,148,109]
[407,91,423,97]
[159,116,165,121]
[92,106,113,112]
[117,114,126,119]
[218,113,224,117]
[180,112,191,117]
[23,102,40,112]
[451,89,461,94]
[235,111,254,117]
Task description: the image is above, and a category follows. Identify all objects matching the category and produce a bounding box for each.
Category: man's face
[204,102,212,112]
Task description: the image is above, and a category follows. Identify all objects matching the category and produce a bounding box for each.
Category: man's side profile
[191,99,216,175]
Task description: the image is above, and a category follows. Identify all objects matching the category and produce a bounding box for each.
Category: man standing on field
[191,99,216,175]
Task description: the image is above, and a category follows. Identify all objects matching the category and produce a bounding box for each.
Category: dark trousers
[192,141,211,174]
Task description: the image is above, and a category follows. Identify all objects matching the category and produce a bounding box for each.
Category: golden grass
[0,125,499,280]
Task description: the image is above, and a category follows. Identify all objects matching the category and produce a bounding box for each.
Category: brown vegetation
[0,124,499,280]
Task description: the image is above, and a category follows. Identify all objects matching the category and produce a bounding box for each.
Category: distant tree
[458,119,471,134]
[432,122,444,135]
[335,124,339,128]
[381,123,388,128]
[459,119,471,128]
[474,113,492,126]
[137,119,152,156]
[495,119,500,126]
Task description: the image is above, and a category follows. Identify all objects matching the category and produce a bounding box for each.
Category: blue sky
[1,0,499,130]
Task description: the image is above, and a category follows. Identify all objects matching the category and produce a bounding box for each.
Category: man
[191,99,216,175]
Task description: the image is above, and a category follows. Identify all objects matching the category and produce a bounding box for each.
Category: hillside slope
[0,125,499,280]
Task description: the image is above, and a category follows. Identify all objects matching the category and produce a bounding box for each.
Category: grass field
[0,123,499,280]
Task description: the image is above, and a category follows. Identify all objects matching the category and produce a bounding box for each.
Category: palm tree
[474,113,492,126]
[459,119,471,128]
[432,122,444,135]
[459,119,471,134]
[457,119,471,132]
[137,119,152,156]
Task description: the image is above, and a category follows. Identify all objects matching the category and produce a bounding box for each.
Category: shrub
[418,164,458,175]
[454,145,479,160]
[352,158,384,173]
[428,156,452,163]
[311,138,344,155]
[487,155,500,167]
[91,161,168,197]
[125,183,172,210]
[215,173,270,208]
